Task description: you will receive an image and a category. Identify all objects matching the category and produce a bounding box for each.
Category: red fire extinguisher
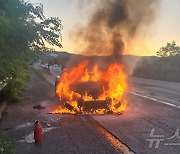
[34,120,43,144]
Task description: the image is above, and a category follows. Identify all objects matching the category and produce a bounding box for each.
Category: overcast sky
[29,0,180,56]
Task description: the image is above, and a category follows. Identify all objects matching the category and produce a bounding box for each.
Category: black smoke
[73,0,160,59]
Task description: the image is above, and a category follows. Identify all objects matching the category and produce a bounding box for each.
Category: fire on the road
[52,61,128,114]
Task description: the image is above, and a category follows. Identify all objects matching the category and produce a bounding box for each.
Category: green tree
[0,0,63,101]
[157,41,180,57]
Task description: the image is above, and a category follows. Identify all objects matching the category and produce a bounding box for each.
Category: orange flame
[52,61,128,114]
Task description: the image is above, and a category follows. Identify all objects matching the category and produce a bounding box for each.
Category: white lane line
[129,91,180,109]
[44,69,180,110]
[15,122,34,130]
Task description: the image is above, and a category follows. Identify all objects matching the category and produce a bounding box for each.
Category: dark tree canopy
[0,0,63,101]
[157,41,180,57]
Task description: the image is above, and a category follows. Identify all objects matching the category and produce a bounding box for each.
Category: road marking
[83,116,134,154]
[15,122,34,130]
[40,69,134,153]
[46,78,55,86]
[130,91,180,109]
[18,127,58,143]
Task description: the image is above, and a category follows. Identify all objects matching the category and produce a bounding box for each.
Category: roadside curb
[32,67,55,87]
[38,70,134,154]
[0,101,8,120]
[81,116,134,154]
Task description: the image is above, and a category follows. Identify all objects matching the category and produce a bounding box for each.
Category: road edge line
[129,91,180,109]
[39,71,135,154]
[82,115,135,154]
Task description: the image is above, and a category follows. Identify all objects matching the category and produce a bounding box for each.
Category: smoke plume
[73,0,160,59]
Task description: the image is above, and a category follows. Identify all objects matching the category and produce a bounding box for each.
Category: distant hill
[53,51,157,75]
[44,51,180,82]
[133,54,180,82]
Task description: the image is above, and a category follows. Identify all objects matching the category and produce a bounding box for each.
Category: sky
[29,0,180,56]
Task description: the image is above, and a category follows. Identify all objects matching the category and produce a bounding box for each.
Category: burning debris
[52,61,127,114]
[33,105,46,110]
[52,0,159,114]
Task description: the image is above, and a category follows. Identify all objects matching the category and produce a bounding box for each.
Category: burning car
[53,60,127,114]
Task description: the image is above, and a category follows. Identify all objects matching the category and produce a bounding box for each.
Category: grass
[0,131,16,154]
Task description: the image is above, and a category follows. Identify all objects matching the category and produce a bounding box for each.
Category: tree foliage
[0,0,63,101]
[0,131,16,154]
[157,41,180,57]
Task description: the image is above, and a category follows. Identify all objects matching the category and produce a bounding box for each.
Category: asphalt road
[130,77,180,107]
[0,72,126,154]
[2,64,180,153]
[49,66,180,154]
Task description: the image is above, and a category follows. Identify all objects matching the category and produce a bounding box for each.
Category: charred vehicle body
[54,62,127,114]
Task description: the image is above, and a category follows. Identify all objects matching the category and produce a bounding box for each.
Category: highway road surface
[1,64,180,154]
[49,65,180,154]
[1,71,131,154]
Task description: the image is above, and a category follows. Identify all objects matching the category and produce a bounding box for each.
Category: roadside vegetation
[0,131,16,154]
[0,0,62,102]
[133,41,180,82]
